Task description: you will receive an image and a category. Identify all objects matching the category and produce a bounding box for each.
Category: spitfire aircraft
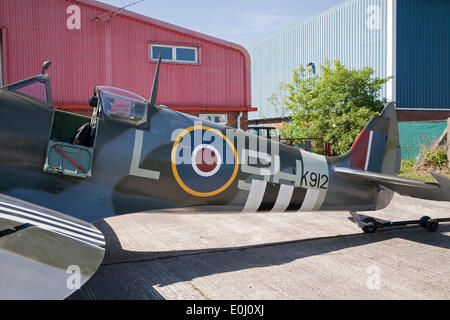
[0,59,449,299]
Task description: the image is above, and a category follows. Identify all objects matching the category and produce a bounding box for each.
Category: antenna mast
[92,0,145,22]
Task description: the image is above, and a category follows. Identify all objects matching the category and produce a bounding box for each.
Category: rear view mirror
[89,96,98,108]
[41,61,52,74]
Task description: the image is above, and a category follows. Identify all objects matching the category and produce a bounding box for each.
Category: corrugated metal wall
[246,0,388,120]
[0,0,251,109]
[396,0,450,110]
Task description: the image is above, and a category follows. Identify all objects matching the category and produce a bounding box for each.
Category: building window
[199,114,228,125]
[150,44,198,64]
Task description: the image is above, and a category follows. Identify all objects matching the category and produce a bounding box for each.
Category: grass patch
[399,159,450,182]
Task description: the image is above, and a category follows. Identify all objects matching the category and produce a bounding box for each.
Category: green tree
[269,60,391,155]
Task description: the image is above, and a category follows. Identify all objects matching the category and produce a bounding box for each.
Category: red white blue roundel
[191,144,222,177]
[171,126,238,197]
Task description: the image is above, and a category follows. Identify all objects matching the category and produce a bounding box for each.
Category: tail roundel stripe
[366,131,387,172]
[350,129,371,169]
[350,129,387,172]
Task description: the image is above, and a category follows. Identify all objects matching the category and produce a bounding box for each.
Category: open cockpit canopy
[96,86,148,127]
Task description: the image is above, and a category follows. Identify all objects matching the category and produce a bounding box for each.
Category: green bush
[400,159,415,171]
[269,60,390,155]
[423,148,448,168]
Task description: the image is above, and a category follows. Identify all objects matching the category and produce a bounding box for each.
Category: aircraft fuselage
[0,85,384,222]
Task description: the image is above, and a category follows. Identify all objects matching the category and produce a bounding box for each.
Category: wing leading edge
[0,194,105,300]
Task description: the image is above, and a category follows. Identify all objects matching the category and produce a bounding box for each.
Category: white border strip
[243,180,267,212]
[0,200,102,234]
[51,229,105,251]
[299,189,321,212]
[364,131,374,171]
[0,212,105,246]
[271,184,294,212]
[0,206,103,239]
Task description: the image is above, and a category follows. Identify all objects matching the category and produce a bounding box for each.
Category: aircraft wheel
[425,219,439,232]
[362,217,378,233]
[419,216,431,228]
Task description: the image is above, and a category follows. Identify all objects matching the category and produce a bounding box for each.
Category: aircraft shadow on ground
[69,220,450,300]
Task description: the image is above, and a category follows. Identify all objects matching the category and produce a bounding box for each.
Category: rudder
[348,103,400,174]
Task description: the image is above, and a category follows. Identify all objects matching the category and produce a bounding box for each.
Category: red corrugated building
[0,0,255,129]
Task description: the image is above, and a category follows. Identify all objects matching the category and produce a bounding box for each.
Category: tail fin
[347,102,400,174]
[335,103,450,203]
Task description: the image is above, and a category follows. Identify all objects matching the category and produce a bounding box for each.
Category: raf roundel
[191,144,222,177]
[171,126,238,197]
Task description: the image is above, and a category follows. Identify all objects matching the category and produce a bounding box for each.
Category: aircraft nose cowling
[0,194,105,300]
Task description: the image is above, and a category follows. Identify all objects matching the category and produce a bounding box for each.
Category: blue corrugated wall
[246,0,388,120]
[396,0,450,110]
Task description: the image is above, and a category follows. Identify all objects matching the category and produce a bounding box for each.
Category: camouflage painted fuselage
[0,83,397,223]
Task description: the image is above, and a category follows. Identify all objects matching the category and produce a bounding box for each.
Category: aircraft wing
[0,194,105,299]
[334,167,450,202]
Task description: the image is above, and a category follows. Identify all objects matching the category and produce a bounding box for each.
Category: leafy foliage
[269,60,391,155]
[400,153,450,182]
[423,148,448,168]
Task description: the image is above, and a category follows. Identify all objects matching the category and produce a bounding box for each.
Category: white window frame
[150,44,198,64]
[199,114,228,125]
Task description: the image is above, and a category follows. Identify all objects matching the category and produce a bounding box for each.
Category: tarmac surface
[70,194,450,300]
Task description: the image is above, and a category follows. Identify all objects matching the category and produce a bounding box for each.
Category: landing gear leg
[361,217,379,234]
[350,212,381,233]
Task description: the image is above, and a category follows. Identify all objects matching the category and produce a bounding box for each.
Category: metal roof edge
[73,0,244,52]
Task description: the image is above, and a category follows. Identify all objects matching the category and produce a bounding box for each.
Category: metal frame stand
[349,211,450,233]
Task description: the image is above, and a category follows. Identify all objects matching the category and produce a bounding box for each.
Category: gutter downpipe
[236,112,243,130]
